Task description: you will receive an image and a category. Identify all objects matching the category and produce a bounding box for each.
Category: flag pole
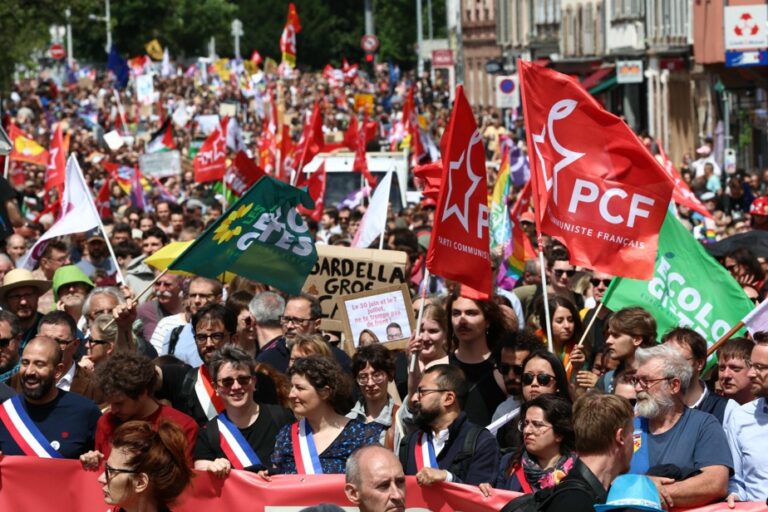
[537,240,554,353]
[706,321,744,357]
[565,300,604,375]
[3,154,8,179]
[103,268,169,330]
[409,268,430,372]
[74,154,125,284]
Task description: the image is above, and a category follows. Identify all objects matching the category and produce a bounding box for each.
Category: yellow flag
[145,39,163,61]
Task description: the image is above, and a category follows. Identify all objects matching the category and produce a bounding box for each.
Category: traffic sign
[50,43,66,60]
[360,34,380,53]
[495,75,519,109]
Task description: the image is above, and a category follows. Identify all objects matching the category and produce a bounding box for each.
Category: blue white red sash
[290,419,323,474]
[194,366,225,421]
[216,412,263,470]
[0,396,63,458]
[414,431,438,471]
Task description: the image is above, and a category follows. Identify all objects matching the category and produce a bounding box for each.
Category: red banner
[0,457,762,511]
[227,151,265,197]
[193,119,228,183]
[426,85,492,298]
[519,59,674,280]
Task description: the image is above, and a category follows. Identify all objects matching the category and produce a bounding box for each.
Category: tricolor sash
[629,416,650,474]
[216,412,263,470]
[194,366,225,421]
[290,419,323,474]
[414,431,438,471]
[0,396,63,458]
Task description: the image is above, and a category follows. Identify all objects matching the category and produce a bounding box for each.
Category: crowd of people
[0,59,767,512]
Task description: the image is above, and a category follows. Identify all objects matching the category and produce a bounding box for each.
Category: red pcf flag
[226,151,265,197]
[518,60,674,280]
[352,112,377,188]
[193,119,228,183]
[657,139,711,218]
[95,178,112,219]
[280,3,301,68]
[45,124,66,200]
[297,160,327,222]
[426,86,492,298]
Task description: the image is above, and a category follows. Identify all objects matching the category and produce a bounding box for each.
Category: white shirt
[725,398,768,501]
[431,427,454,482]
[150,313,186,354]
[56,362,77,391]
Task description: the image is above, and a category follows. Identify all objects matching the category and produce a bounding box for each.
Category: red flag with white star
[193,118,228,183]
[519,59,674,280]
[426,86,492,298]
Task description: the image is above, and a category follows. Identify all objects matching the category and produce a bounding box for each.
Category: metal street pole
[65,8,74,67]
[231,19,243,60]
[364,0,374,35]
[105,0,111,53]
[427,0,434,40]
[416,0,423,75]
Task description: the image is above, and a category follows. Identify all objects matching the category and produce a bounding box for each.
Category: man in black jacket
[400,364,498,486]
[543,393,635,511]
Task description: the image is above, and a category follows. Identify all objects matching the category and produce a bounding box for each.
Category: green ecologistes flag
[603,212,754,350]
[168,176,317,294]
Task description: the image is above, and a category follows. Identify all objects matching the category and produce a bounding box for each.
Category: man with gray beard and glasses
[629,343,732,510]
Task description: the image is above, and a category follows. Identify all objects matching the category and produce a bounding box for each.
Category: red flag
[45,124,66,202]
[657,139,711,218]
[343,114,359,150]
[226,151,265,197]
[414,161,442,202]
[256,119,276,175]
[280,3,301,68]
[278,124,294,182]
[353,112,376,188]
[297,102,325,169]
[193,119,228,183]
[250,50,263,66]
[426,86,492,298]
[519,59,674,280]
[297,161,326,222]
[96,178,112,219]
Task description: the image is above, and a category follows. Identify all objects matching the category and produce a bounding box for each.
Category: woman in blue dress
[263,354,383,475]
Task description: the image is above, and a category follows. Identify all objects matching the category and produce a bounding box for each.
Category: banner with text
[0,457,762,512]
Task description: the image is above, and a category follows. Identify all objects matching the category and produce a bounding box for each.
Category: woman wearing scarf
[480,394,576,494]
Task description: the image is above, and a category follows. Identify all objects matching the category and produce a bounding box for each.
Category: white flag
[19,155,101,269]
[743,299,768,336]
[161,47,173,77]
[352,170,393,248]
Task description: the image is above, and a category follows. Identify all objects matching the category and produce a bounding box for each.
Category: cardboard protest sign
[303,245,408,322]
[139,150,182,178]
[354,93,374,115]
[338,284,415,353]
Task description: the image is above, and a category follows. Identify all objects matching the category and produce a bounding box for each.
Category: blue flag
[107,46,129,89]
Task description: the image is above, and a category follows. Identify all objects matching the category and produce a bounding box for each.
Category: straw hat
[0,269,52,303]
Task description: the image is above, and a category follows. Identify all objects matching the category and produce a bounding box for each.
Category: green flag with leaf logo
[168,176,317,294]
[603,213,753,348]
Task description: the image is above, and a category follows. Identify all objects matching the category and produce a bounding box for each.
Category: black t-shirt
[193,403,294,467]
[448,353,506,427]
[0,176,17,241]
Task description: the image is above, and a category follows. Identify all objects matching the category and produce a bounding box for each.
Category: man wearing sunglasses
[79,351,198,471]
[0,310,24,385]
[400,364,499,486]
[631,344,731,509]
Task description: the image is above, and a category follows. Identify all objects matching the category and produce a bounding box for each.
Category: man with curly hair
[79,351,198,469]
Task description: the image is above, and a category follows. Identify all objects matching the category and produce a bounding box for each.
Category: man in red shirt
[79,352,198,469]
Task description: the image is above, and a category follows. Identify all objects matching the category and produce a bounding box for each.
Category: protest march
[0,2,767,511]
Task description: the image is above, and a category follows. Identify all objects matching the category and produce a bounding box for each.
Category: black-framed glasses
[280,316,314,325]
[0,337,16,348]
[85,336,110,346]
[416,387,449,398]
[522,373,555,386]
[498,363,524,375]
[553,269,576,278]
[104,463,139,483]
[590,278,612,287]
[217,375,253,388]
[356,371,388,385]
[630,376,672,390]
[194,332,227,343]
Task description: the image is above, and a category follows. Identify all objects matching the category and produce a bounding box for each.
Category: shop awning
[588,75,618,95]
[581,67,614,90]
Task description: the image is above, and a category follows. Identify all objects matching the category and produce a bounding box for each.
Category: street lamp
[89,0,112,53]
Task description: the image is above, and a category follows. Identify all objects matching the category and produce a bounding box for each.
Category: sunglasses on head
[522,372,555,386]
[553,269,575,278]
[590,278,612,287]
